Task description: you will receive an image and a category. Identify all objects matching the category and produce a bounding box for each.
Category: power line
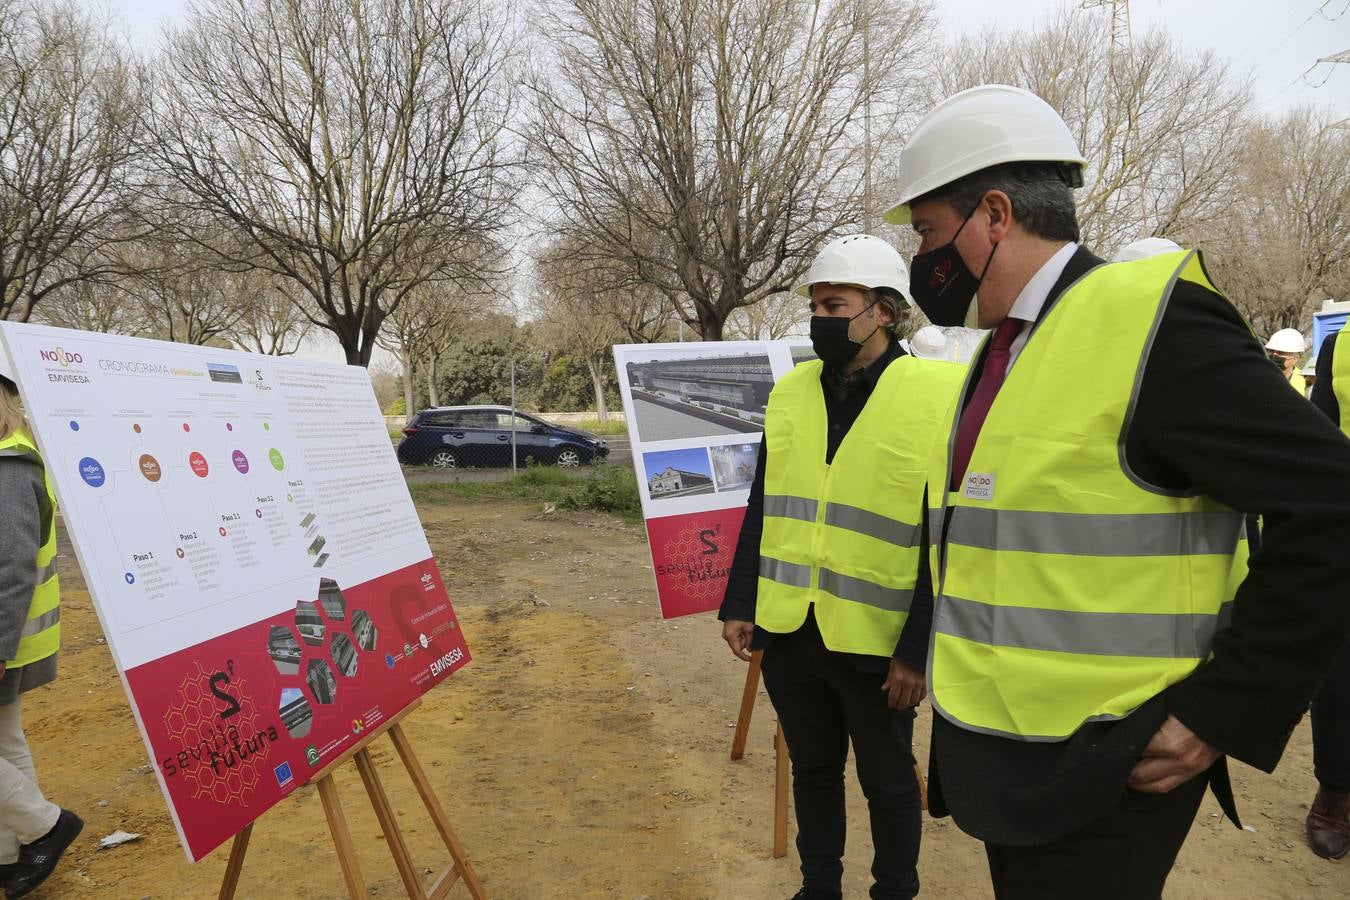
[1250,0,1339,74]
[1233,0,1315,63]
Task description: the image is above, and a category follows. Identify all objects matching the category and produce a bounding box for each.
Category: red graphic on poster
[644,506,747,618]
[124,558,469,861]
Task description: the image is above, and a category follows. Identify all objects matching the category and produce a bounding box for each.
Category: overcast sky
[99,0,1347,365]
[108,0,1349,118]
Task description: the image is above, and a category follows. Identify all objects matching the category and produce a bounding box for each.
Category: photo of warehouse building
[295,601,326,646]
[330,633,358,677]
[624,352,772,442]
[317,577,347,620]
[279,688,313,738]
[307,659,337,705]
[267,626,301,675]
[351,609,377,651]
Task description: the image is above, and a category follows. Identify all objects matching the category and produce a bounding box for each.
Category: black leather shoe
[5,809,83,898]
[1307,786,1350,860]
[789,889,844,900]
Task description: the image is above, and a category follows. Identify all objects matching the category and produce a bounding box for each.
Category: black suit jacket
[904,247,1350,844]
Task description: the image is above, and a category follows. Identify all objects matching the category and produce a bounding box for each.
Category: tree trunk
[401,353,414,418]
[427,354,440,407]
[587,356,609,422]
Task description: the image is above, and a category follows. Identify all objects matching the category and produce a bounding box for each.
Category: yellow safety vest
[0,429,61,667]
[1333,329,1350,435]
[758,354,966,656]
[1289,369,1307,397]
[928,250,1249,740]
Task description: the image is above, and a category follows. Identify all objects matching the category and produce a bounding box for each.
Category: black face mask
[908,211,998,327]
[810,301,878,368]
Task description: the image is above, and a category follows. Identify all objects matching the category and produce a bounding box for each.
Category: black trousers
[1312,639,1350,793]
[983,771,1208,900]
[760,615,922,900]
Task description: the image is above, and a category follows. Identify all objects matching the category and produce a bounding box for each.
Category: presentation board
[613,340,809,618]
[0,323,470,862]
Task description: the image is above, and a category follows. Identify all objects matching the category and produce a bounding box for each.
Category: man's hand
[882,660,926,710]
[1127,714,1221,793]
[0,661,6,680]
[722,619,755,662]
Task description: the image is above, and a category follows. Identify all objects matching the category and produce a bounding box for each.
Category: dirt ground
[23,496,1350,898]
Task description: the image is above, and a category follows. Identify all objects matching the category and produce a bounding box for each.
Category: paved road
[631,396,760,442]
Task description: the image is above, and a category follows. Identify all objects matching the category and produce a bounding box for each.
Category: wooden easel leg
[355,746,428,900]
[773,720,790,859]
[389,723,488,900]
[915,760,928,813]
[217,822,252,900]
[317,772,371,899]
[730,650,763,761]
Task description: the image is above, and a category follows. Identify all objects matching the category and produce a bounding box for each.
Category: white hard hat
[1302,361,1318,377]
[793,234,912,304]
[908,325,949,360]
[1265,328,1306,354]
[1113,237,1183,262]
[884,85,1087,225]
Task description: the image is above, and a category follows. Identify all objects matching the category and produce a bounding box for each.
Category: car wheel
[429,450,459,469]
[556,447,583,468]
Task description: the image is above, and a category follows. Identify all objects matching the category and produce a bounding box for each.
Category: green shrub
[558,465,642,519]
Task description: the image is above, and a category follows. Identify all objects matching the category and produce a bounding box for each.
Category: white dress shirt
[1003,242,1079,373]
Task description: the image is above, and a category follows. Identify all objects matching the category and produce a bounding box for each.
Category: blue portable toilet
[1312,299,1350,355]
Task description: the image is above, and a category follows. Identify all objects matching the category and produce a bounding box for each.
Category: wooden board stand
[730,648,929,859]
[218,700,486,899]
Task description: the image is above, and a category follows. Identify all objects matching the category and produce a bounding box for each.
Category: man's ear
[983,190,1014,243]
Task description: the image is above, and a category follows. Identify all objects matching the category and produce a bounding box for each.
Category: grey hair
[867,287,911,338]
[916,162,1080,243]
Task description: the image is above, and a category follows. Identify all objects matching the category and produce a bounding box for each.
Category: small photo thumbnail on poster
[295,601,325,646]
[307,658,338,705]
[710,443,758,492]
[330,633,359,677]
[267,625,301,675]
[351,609,377,651]
[279,687,313,738]
[624,352,771,442]
[643,447,715,501]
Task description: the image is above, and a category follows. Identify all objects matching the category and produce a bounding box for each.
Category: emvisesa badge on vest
[962,472,995,501]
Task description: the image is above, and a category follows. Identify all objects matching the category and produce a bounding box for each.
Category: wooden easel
[729,651,790,858]
[729,649,929,859]
[218,700,486,900]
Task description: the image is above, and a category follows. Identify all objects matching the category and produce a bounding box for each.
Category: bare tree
[1204,108,1350,339]
[132,241,248,346]
[534,237,629,420]
[146,0,519,365]
[924,7,1252,255]
[31,274,144,334]
[229,280,313,356]
[726,290,808,341]
[527,0,931,340]
[0,0,145,321]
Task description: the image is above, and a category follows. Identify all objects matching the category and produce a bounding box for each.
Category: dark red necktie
[951,317,1023,490]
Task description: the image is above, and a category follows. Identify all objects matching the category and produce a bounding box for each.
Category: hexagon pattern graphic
[160,661,271,808]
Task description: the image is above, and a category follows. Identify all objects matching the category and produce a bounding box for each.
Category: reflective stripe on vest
[1333,329,1350,436]
[927,250,1249,741]
[757,354,965,656]
[0,430,61,668]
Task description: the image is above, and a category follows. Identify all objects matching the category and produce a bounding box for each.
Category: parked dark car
[397,406,609,469]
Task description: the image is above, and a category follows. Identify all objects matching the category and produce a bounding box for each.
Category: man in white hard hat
[718,234,964,900]
[885,84,1350,897]
[1266,328,1308,394]
[1112,237,1182,263]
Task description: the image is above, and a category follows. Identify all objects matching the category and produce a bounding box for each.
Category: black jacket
[904,247,1350,844]
[1312,332,1340,424]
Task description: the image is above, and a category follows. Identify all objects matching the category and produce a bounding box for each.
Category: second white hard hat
[908,325,949,360]
[1113,237,1183,262]
[884,85,1087,225]
[1265,328,1306,354]
[793,234,912,303]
